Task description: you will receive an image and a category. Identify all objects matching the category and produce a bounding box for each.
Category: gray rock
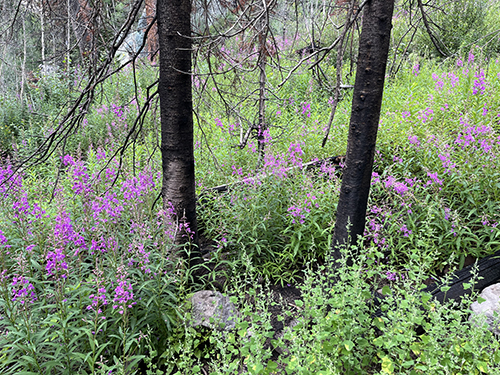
[190,290,238,331]
[470,283,500,335]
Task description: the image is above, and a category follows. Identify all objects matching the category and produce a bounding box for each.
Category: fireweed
[0,152,194,374]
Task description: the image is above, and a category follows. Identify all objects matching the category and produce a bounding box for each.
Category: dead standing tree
[256,0,273,168]
[144,0,158,63]
[331,0,395,260]
[190,0,280,171]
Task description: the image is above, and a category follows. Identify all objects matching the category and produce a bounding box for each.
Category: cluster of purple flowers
[88,287,108,316]
[287,193,319,225]
[11,275,37,304]
[301,102,311,117]
[63,155,92,196]
[472,70,486,95]
[417,107,434,124]
[127,241,151,273]
[383,175,410,196]
[0,229,10,250]
[112,268,136,315]
[408,135,420,148]
[454,119,494,153]
[46,248,68,278]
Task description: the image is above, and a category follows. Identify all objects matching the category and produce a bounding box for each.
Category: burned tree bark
[68,0,97,64]
[145,0,158,63]
[157,0,201,263]
[332,0,394,259]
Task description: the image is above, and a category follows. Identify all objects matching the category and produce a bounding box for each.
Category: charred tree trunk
[145,0,158,63]
[157,0,201,264]
[68,0,97,65]
[332,0,394,260]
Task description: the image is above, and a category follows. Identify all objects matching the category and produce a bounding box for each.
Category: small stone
[190,290,238,331]
[470,283,500,335]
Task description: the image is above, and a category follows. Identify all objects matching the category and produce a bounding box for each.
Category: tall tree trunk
[157,0,201,264]
[20,15,27,104]
[66,0,71,70]
[331,0,394,260]
[41,0,46,66]
[145,0,158,64]
[68,0,96,64]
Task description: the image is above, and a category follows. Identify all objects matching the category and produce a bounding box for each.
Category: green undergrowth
[147,248,500,375]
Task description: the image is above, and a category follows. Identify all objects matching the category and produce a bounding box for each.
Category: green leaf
[86,331,95,352]
[343,340,354,351]
[265,360,278,372]
[249,362,263,374]
[373,317,385,330]
[402,360,415,368]
[381,285,392,295]
[477,361,488,373]
[494,350,500,363]
[381,356,394,374]
[420,334,430,345]
[421,293,432,303]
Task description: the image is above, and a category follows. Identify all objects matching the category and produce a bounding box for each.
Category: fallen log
[373,248,500,318]
[204,155,344,195]
[422,250,500,304]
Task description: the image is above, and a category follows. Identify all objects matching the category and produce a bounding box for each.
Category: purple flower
[231,165,243,176]
[371,172,380,185]
[417,107,434,124]
[0,230,7,247]
[393,182,409,196]
[426,172,443,187]
[448,72,459,88]
[112,267,136,315]
[386,271,398,281]
[482,103,488,117]
[215,118,224,130]
[472,70,486,95]
[53,211,86,256]
[468,50,474,65]
[412,63,420,76]
[444,207,451,221]
[11,275,37,304]
[301,102,311,117]
[399,225,412,237]
[87,269,108,316]
[432,73,444,90]
[383,176,409,196]
[408,135,420,147]
[46,248,68,277]
[287,142,304,167]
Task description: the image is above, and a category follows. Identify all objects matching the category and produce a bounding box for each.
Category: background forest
[1,0,500,374]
